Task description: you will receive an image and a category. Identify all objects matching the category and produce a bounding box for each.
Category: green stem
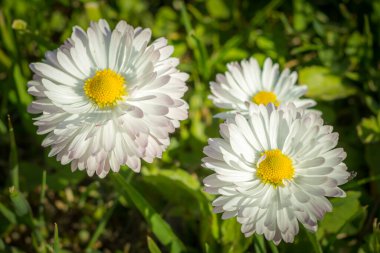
[111,172,185,253]
[8,115,19,190]
[306,230,323,253]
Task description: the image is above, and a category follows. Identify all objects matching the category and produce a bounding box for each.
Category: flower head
[202,103,349,244]
[28,19,188,178]
[209,57,316,118]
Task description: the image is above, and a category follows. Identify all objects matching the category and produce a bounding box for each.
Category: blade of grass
[10,185,47,252]
[189,34,209,79]
[0,238,4,251]
[251,0,284,26]
[111,173,186,253]
[147,236,163,253]
[54,223,60,253]
[85,200,118,251]
[39,170,47,224]
[0,10,17,56]
[343,174,380,190]
[0,202,16,224]
[306,230,323,253]
[0,118,6,135]
[0,47,11,68]
[267,241,279,253]
[13,64,31,106]
[8,115,19,190]
[179,1,210,80]
[179,1,192,35]
[252,234,266,253]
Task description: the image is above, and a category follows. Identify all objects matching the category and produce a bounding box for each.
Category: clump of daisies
[209,57,316,118]
[203,58,350,244]
[28,19,188,178]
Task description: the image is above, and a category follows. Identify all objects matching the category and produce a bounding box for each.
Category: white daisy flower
[28,19,188,178]
[202,103,350,244]
[209,57,316,118]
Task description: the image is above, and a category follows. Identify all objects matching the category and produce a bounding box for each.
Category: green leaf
[147,236,163,253]
[293,0,310,32]
[317,191,361,237]
[152,7,178,38]
[206,0,230,19]
[111,173,186,253]
[357,111,380,143]
[221,219,252,253]
[142,168,219,250]
[220,48,248,62]
[9,186,30,217]
[299,66,356,101]
[85,2,102,21]
[0,238,4,251]
[54,223,60,253]
[0,202,16,224]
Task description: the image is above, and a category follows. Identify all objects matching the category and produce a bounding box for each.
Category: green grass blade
[0,238,4,251]
[9,186,29,216]
[343,174,380,190]
[13,64,32,106]
[306,230,323,253]
[85,200,117,251]
[267,241,279,253]
[0,10,17,56]
[179,1,192,34]
[253,235,267,253]
[8,115,19,190]
[179,1,209,80]
[190,34,209,79]
[54,223,60,253]
[0,202,16,224]
[111,173,185,253]
[147,236,163,253]
[0,47,11,68]
[39,170,47,222]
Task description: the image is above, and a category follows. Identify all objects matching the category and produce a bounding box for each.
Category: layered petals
[202,103,350,244]
[209,58,316,118]
[28,19,188,178]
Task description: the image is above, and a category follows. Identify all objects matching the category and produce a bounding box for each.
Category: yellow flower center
[84,69,126,108]
[256,149,294,186]
[252,91,280,106]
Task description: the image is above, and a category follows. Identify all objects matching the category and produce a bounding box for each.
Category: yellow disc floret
[84,69,126,108]
[252,91,280,106]
[256,149,294,186]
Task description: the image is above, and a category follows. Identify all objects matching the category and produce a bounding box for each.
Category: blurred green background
[1,0,380,252]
